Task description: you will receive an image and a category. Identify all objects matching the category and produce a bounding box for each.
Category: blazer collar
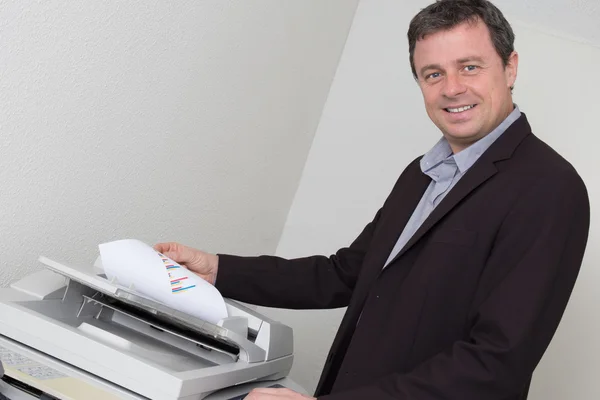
[384,112,534,266]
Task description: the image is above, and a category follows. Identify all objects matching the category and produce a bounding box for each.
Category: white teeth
[446,105,475,113]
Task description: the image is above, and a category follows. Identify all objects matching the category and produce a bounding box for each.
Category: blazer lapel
[362,160,431,276]
[344,162,430,318]
[377,167,431,260]
[385,161,497,267]
[385,113,533,267]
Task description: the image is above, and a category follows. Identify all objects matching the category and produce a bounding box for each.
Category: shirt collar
[420,137,453,174]
[421,104,522,174]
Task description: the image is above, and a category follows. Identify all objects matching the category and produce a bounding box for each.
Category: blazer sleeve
[319,169,590,400]
[214,206,383,309]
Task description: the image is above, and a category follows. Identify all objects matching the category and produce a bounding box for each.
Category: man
[156,1,590,399]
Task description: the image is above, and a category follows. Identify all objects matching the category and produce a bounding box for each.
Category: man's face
[413,19,518,152]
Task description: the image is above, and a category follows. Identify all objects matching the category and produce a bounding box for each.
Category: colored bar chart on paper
[158,255,197,294]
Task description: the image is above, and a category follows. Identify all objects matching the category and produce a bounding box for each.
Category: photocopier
[0,256,304,400]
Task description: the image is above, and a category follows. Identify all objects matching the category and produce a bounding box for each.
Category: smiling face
[413,19,518,153]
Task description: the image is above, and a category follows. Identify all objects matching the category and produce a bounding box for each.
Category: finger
[153,242,178,254]
[249,388,293,394]
[153,243,187,263]
[245,390,282,400]
[249,388,301,398]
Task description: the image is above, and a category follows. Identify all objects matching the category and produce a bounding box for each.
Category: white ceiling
[494,0,600,48]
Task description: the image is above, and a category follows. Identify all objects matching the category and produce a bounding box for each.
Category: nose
[442,72,467,98]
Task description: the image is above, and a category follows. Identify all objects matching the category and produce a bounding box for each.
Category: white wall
[0,0,359,285]
[274,0,600,396]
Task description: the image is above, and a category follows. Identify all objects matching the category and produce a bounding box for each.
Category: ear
[505,51,518,89]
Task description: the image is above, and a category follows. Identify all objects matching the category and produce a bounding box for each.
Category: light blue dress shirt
[383,105,522,268]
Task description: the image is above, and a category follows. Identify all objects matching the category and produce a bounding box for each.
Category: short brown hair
[408,0,515,81]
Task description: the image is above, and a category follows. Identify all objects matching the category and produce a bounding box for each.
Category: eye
[426,72,441,80]
[464,65,478,72]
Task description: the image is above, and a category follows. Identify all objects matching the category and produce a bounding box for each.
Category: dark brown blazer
[216,113,590,399]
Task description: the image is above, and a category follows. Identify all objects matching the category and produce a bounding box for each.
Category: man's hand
[245,387,315,400]
[153,242,219,285]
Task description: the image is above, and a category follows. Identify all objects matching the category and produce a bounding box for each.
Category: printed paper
[99,239,228,324]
